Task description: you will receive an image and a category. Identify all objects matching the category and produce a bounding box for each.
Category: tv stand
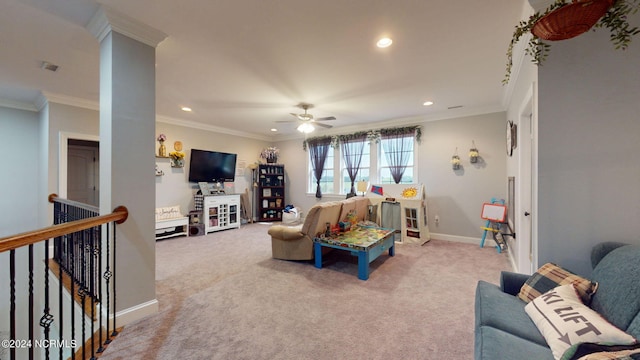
[203,194,240,233]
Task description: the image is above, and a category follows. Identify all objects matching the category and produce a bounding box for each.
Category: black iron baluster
[111,222,118,337]
[40,239,54,360]
[104,222,112,345]
[10,249,16,360]
[58,242,64,360]
[29,244,34,360]
[97,223,105,354]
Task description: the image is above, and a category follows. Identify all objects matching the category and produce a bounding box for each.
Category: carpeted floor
[100,223,510,360]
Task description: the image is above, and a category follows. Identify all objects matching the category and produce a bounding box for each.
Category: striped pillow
[517,263,598,304]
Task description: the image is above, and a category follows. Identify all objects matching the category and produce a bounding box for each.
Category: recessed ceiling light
[181,106,192,112]
[270,128,278,132]
[423,101,434,106]
[376,37,393,48]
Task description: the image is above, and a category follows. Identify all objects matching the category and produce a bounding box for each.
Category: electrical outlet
[435,215,440,225]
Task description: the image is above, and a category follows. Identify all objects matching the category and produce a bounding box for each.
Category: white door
[67,144,99,206]
[517,88,535,274]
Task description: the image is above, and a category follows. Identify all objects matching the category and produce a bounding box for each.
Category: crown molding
[36,91,99,111]
[501,1,535,108]
[86,5,167,48]
[271,105,506,142]
[156,115,273,142]
[0,98,38,112]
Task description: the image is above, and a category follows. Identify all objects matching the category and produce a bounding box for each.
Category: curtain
[340,135,367,196]
[381,131,413,184]
[307,137,332,198]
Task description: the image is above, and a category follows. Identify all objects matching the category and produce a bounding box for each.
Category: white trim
[0,98,38,112]
[110,299,159,326]
[429,232,498,248]
[39,91,99,111]
[58,132,100,199]
[86,6,167,48]
[156,115,272,141]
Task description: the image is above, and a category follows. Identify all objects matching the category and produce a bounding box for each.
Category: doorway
[67,139,99,207]
[517,84,536,274]
[59,132,100,207]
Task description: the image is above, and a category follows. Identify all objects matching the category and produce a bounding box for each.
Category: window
[310,146,334,195]
[379,135,414,184]
[306,127,419,194]
[340,138,370,194]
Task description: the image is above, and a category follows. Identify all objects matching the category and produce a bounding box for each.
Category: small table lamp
[356,180,368,197]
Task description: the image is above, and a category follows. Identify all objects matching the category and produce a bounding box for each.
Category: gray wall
[538,18,640,276]
[276,112,507,242]
[0,106,42,351]
[154,122,271,214]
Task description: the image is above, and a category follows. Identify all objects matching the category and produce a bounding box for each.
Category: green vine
[302,126,421,150]
[504,0,640,85]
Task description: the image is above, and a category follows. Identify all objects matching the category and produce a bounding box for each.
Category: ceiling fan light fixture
[376,37,393,48]
[297,122,315,133]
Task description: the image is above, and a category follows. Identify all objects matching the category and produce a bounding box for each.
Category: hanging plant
[504,0,640,84]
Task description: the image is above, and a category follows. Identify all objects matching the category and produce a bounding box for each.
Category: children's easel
[480,198,515,253]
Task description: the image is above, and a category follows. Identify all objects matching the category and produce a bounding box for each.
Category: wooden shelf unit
[258,164,285,222]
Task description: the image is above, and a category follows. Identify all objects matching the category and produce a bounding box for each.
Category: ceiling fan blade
[315,116,336,121]
[275,120,296,123]
[315,122,333,129]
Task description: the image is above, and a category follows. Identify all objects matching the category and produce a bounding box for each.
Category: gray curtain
[340,135,367,196]
[381,132,413,184]
[308,137,332,198]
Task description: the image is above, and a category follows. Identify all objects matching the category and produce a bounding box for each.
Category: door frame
[58,131,99,199]
[516,83,538,274]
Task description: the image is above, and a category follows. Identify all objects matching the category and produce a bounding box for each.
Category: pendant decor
[503,0,640,84]
[532,0,614,41]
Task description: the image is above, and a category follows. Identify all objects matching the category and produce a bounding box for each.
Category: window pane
[379,135,414,184]
[340,140,369,194]
[309,146,334,193]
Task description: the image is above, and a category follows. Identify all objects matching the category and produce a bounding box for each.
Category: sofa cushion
[301,201,343,238]
[475,325,554,360]
[475,280,548,346]
[590,244,640,338]
[525,284,636,360]
[518,263,597,305]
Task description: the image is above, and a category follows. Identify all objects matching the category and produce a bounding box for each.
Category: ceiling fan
[278,103,336,133]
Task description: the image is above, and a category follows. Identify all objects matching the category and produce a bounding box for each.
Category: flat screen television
[188,149,237,183]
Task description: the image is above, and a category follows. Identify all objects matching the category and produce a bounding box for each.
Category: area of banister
[0,196,127,253]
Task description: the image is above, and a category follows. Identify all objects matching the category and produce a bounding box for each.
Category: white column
[87,6,166,323]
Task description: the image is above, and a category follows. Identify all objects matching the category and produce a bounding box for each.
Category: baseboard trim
[430,232,498,248]
[110,299,159,326]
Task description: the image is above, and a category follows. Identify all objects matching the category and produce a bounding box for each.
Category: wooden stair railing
[0,194,128,360]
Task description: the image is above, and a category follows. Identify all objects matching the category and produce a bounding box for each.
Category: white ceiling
[0,0,525,138]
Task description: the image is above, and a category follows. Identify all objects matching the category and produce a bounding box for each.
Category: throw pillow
[524,284,637,360]
[518,262,598,304]
[561,342,640,360]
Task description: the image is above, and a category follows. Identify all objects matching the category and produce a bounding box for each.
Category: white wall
[276,112,507,242]
[537,13,640,276]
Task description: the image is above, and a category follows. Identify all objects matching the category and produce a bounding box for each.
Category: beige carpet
[100,223,510,360]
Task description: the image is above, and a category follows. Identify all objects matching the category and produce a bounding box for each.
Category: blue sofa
[474,242,640,360]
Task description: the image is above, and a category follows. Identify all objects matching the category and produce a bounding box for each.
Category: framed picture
[263,188,271,197]
[198,182,210,194]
